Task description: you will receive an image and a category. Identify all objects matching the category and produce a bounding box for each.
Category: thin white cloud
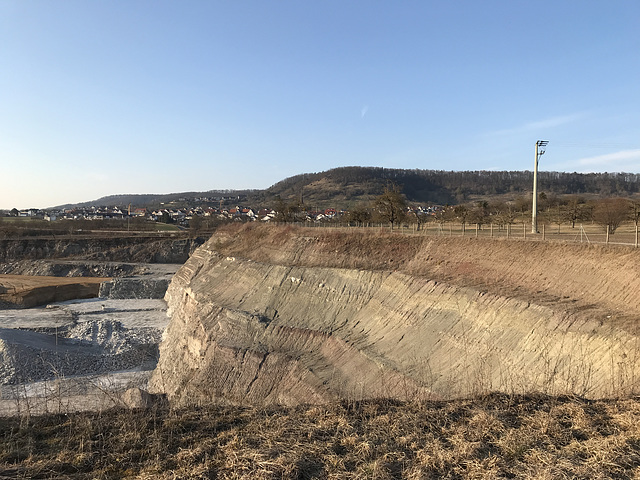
[486,113,586,137]
[577,149,640,166]
[577,149,640,170]
[553,149,640,173]
[360,105,369,119]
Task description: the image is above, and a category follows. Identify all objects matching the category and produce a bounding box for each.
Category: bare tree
[189,214,205,237]
[372,183,407,229]
[435,206,453,228]
[468,201,489,229]
[408,207,429,231]
[273,197,304,223]
[514,196,531,216]
[629,200,640,227]
[453,204,469,230]
[490,201,517,229]
[565,196,587,228]
[347,204,372,226]
[592,198,630,234]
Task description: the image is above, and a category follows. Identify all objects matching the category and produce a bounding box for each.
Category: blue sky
[1,1,639,208]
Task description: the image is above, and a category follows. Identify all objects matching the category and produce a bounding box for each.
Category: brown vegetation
[3,394,640,478]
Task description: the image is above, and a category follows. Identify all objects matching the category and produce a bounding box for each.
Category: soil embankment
[0,275,109,308]
[150,224,640,405]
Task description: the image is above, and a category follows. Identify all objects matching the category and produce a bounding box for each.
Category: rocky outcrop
[1,263,179,308]
[0,260,146,277]
[0,237,205,263]
[150,226,640,406]
[99,278,170,299]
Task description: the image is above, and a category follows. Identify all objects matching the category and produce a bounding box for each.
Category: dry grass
[209,223,431,272]
[2,394,640,479]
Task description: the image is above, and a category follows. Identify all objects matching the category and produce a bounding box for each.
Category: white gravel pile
[0,320,162,385]
[0,299,169,386]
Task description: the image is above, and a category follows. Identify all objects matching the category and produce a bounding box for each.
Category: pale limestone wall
[150,236,640,405]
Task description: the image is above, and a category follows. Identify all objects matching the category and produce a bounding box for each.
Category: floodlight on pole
[531,140,549,234]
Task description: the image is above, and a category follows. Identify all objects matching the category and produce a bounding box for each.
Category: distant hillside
[54,190,260,210]
[55,167,640,209]
[264,167,455,207]
[263,167,640,208]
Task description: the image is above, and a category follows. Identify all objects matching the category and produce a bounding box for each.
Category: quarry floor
[0,265,177,416]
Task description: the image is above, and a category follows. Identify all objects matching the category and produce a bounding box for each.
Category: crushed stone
[0,300,168,386]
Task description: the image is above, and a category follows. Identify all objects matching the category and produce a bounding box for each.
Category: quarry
[4,225,640,478]
[1,225,640,415]
[0,236,200,414]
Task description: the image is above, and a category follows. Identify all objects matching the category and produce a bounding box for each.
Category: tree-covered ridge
[52,167,640,210]
[268,167,640,205]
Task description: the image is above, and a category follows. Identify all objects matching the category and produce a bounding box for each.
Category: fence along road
[306,221,640,248]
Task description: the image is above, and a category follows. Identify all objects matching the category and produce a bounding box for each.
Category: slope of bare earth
[149,224,640,406]
[0,275,109,308]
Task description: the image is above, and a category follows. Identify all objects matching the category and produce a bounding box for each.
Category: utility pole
[531,140,548,233]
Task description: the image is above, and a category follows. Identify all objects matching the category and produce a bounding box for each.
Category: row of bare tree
[360,186,638,235]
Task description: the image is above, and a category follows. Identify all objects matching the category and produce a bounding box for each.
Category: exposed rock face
[0,237,204,264]
[0,261,179,307]
[0,260,146,277]
[121,387,167,409]
[150,225,640,406]
[99,278,170,299]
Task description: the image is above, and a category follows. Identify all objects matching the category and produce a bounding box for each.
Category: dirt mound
[0,319,161,385]
[150,225,640,405]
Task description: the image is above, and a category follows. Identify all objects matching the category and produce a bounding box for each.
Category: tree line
[315,186,639,237]
[267,167,640,205]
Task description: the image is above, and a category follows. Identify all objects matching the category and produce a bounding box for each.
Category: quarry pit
[2,225,640,414]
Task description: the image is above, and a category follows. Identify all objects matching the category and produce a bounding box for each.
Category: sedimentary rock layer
[0,237,204,263]
[150,225,640,405]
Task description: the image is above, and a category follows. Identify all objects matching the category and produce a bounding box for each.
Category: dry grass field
[3,394,640,479]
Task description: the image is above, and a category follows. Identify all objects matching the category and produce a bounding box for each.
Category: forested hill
[55,190,260,210]
[266,167,640,206]
[57,167,640,209]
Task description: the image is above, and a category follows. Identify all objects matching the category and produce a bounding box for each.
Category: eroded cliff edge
[150,224,640,405]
